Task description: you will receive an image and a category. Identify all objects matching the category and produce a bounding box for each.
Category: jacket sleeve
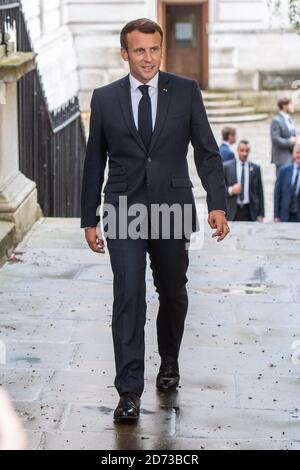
[80,90,108,228]
[257,166,265,218]
[271,119,294,150]
[274,169,282,219]
[190,80,227,213]
[222,162,234,197]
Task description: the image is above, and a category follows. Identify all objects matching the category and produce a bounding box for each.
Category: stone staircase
[203,92,268,124]
[81,91,269,136]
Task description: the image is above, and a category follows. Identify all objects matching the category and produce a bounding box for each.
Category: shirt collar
[221,141,230,147]
[280,111,291,120]
[129,71,159,92]
[236,158,248,167]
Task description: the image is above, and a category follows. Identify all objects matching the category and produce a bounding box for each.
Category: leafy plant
[268,0,300,33]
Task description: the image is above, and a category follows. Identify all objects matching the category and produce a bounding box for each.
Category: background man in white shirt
[224,140,265,222]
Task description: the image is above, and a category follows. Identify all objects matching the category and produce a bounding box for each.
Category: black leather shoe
[113,392,140,423]
[156,362,180,391]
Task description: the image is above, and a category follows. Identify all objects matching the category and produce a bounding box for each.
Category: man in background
[271,97,297,178]
[219,126,237,163]
[274,142,300,223]
[223,140,265,222]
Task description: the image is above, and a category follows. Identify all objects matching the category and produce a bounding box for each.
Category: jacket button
[147,157,152,162]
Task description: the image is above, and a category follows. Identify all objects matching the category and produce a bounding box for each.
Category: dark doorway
[165,2,208,88]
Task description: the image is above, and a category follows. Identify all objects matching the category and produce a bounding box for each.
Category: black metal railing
[0,0,87,218]
[0,1,20,37]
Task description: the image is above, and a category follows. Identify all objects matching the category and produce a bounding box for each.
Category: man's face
[228,132,237,145]
[121,30,162,83]
[237,143,250,162]
[283,102,294,114]
[294,145,300,166]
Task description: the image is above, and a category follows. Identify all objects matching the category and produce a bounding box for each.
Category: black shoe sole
[113,414,139,423]
[156,381,179,392]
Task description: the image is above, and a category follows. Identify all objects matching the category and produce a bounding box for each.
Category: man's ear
[121,48,129,62]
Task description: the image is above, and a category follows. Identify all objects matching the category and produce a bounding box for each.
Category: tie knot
[138,85,150,96]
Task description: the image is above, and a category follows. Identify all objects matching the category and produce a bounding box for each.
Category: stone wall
[21,0,300,110]
[21,0,79,111]
[209,0,300,91]
[64,0,148,110]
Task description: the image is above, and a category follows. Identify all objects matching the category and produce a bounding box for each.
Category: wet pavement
[1,116,300,450]
[0,215,300,450]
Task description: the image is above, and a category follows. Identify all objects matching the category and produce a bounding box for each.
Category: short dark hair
[222,126,236,141]
[120,18,163,51]
[238,139,250,148]
[277,97,291,110]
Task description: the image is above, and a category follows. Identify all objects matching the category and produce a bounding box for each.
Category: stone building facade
[21,0,300,111]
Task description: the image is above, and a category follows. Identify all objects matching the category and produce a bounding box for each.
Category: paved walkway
[0,117,300,450]
[0,214,300,450]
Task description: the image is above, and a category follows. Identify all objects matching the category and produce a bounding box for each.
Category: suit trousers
[234,204,252,221]
[289,212,300,222]
[106,212,190,397]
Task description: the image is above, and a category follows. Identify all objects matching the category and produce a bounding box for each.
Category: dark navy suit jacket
[223,159,265,221]
[274,164,300,221]
[80,70,227,235]
[219,143,235,163]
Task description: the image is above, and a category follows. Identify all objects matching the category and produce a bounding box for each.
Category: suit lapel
[148,70,171,155]
[287,165,294,197]
[118,74,147,153]
[249,163,254,191]
[232,160,237,185]
[278,112,290,136]
[117,70,172,155]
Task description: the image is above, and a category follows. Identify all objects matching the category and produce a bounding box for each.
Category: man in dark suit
[80,18,229,423]
[223,140,265,222]
[274,142,300,223]
[271,97,297,178]
[219,126,236,163]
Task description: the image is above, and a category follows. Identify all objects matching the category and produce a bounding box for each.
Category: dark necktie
[240,163,245,202]
[138,85,152,151]
[290,166,300,213]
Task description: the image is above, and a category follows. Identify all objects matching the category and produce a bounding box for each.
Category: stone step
[204,100,242,109]
[207,107,255,117]
[209,113,269,123]
[0,221,15,267]
[202,92,239,101]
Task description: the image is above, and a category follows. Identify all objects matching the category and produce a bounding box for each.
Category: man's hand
[274,217,280,223]
[257,216,264,223]
[208,211,230,242]
[231,183,242,195]
[85,227,106,253]
[290,136,297,145]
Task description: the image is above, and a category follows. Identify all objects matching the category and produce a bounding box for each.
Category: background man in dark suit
[271,97,297,178]
[223,140,265,222]
[219,126,237,163]
[274,142,300,223]
[80,18,229,423]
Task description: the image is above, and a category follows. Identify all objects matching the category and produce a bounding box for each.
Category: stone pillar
[0,50,41,243]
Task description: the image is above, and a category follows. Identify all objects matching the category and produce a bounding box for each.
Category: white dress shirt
[228,159,250,204]
[236,159,250,205]
[129,72,159,131]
